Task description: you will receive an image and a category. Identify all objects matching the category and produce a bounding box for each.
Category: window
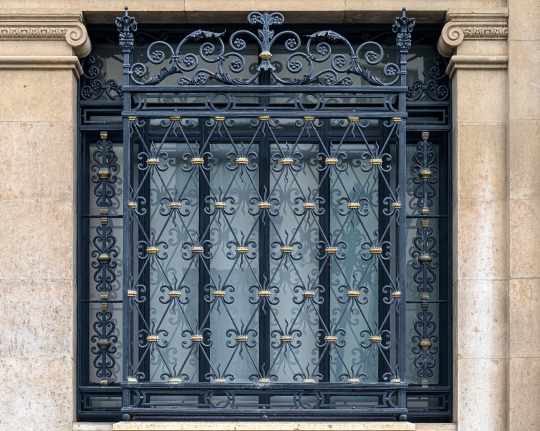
[77,9,452,422]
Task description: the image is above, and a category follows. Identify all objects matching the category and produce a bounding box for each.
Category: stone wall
[0,1,539,430]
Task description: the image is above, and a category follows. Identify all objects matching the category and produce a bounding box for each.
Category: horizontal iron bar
[122,110,408,119]
[79,385,123,393]
[406,215,448,218]
[79,125,123,131]
[81,300,123,303]
[120,409,408,417]
[122,382,407,390]
[406,300,449,304]
[123,85,410,94]
[81,215,123,218]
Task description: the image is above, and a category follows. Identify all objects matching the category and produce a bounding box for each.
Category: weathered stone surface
[112,423,416,431]
[508,357,540,430]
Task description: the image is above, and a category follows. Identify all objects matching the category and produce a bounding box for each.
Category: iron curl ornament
[124,9,415,86]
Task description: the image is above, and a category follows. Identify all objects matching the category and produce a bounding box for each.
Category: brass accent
[347,290,360,297]
[370,158,383,165]
[421,293,430,301]
[392,291,402,298]
[348,116,359,122]
[236,246,249,254]
[259,51,272,60]
[101,292,108,301]
[370,247,383,254]
[282,157,294,165]
[303,202,315,210]
[170,116,181,121]
[421,206,429,215]
[100,217,108,225]
[97,339,111,350]
[325,247,338,254]
[190,335,203,342]
[169,290,182,298]
[100,207,109,215]
[369,335,382,343]
[128,201,138,209]
[348,378,360,383]
[214,201,227,209]
[419,169,431,179]
[391,378,401,383]
[281,245,293,253]
[421,292,430,311]
[146,246,159,254]
[128,116,137,121]
[127,290,137,297]
[422,219,429,228]
[280,335,293,343]
[192,246,204,253]
[127,377,137,383]
[392,202,402,209]
[258,290,271,297]
[258,115,270,121]
[100,302,108,311]
[214,116,226,121]
[347,202,360,210]
[147,335,159,343]
[303,116,315,121]
[236,335,248,342]
[100,379,108,386]
[100,131,108,139]
[97,253,111,264]
[169,378,181,383]
[214,378,226,383]
[392,117,402,122]
[324,336,338,343]
[325,157,338,165]
[418,254,432,265]
[168,202,182,209]
[258,201,271,209]
[419,339,432,350]
[303,378,315,383]
[191,157,204,164]
[302,291,315,298]
[147,158,160,165]
[236,157,249,164]
[422,131,429,140]
[214,290,226,298]
[259,378,271,383]
[97,167,111,179]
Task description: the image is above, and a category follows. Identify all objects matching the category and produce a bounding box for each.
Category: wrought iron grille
[77,9,452,423]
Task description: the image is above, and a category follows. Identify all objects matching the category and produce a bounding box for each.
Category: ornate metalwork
[77,13,453,424]
[118,8,413,421]
[407,44,449,101]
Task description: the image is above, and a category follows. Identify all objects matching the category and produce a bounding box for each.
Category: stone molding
[446,54,509,78]
[0,10,91,69]
[0,55,83,78]
[437,9,509,58]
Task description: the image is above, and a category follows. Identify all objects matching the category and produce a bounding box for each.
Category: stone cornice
[0,10,90,58]
[437,9,509,58]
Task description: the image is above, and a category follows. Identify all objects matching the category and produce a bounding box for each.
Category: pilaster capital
[0,9,91,58]
[437,9,508,58]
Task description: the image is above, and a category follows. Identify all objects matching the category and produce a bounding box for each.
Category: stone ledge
[73,423,458,431]
[446,55,508,78]
[0,55,83,77]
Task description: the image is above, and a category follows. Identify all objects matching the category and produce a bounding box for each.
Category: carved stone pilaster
[437,10,508,58]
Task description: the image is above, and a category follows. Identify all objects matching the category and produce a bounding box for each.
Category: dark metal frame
[77,9,453,423]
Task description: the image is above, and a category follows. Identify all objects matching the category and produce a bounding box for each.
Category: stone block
[508,40,540,121]
[508,119,540,200]
[509,199,540,278]
[453,122,507,205]
[508,357,540,430]
[508,0,540,41]
[454,358,507,431]
[455,280,508,359]
[0,357,74,431]
[509,278,540,357]
[112,423,416,431]
[0,279,74,359]
[0,199,74,280]
[454,200,508,281]
[0,121,74,200]
[0,69,76,123]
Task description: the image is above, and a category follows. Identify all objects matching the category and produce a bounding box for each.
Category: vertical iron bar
[319,119,331,382]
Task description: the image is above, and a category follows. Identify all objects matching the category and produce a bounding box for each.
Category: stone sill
[73,423,457,431]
